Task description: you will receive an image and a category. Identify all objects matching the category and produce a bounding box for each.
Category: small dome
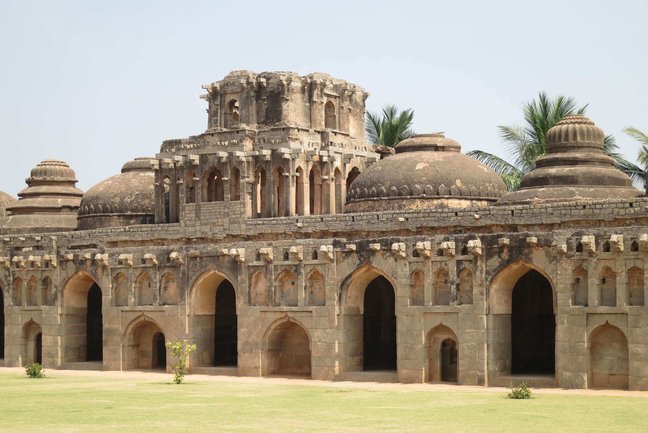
[77,157,156,230]
[497,115,640,204]
[345,134,507,213]
[1,159,83,233]
[0,191,16,217]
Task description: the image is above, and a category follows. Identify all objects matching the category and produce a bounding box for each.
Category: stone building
[0,70,646,390]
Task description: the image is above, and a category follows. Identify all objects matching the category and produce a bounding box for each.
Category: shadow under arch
[488,260,556,377]
[61,271,103,364]
[21,320,42,366]
[339,263,397,373]
[262,316,312,378]
[426,323,459,383]
[588,322,628,390]
[123,314,166,370]
[190,268,238,367]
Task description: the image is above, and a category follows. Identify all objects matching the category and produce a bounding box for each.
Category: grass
[0,370,647,433]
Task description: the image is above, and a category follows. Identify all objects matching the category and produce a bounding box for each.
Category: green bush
[507,382,532,399]
[165,340,197,384]
[25,363,45,378]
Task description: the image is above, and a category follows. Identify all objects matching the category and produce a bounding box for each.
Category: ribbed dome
[345,134,507,213]
[0,191,16,217]
[498,115,640,204]
[77,157,156,230]
[1,159,83,233]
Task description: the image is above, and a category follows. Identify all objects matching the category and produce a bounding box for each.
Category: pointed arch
[123,315,166,370]
[410,269,424,306]
[26,276,37,306]
[589,323,628,389]
[61,271,103,363]
[309,165,322,215]
[346,166,360,192]
[160,272,179,305]
[250,271,268,306]
[12,277,23,307]
[21,320,42,366]
[275,269,298,306]
[598,266,617,307]
[306,269,326,306]
[230,166,241,201]
[273,166,287,217]
[113,272,129,307]
[41,276,53,306]
[185,170,196,204]
[457,267,473,305]
[627,266,644,306]
[572,266,588,306]
[324,100,337,129]
[204,167,225,202]
[135,272,154,306]
[263,317,311,377]
[295,165,306,216]
[434,266,450,305]
[426,324,458,383]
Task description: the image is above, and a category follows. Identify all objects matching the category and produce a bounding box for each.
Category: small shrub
[25,363,44,378]
[507,382,532,399]
[166,339,196,384]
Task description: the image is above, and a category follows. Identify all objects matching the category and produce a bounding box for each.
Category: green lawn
[0,370,646,433]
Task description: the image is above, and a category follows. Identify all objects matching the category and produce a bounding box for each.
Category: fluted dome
[77,157,156,230]
[498,115,640,204]
[345,134,507,213]
[1,159,83,233]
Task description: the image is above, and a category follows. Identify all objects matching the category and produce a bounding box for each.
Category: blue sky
[1,0,646,195]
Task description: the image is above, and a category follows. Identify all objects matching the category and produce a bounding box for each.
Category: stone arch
[160,272,179,305]
[191,269,237,367]
[123,316,166,370]
[250,271,268,306]
[488,262,555,377]
[295,165,306,216]
[346,166,361,193]
[204,167,225,202]
[62,271,103,363]
[41,276,53,306]
[306,269,325,306]
[263,318,311,377]
[598,266,617,307]
[324,100,337,129]
[12,277,23,306]
[627,266,644,306]
[275,269,298,306]
[273,166,287,217]
[254,166,267,217]
[230,166,241,201]
[434,266,450,305]
[135,272,154,306]
[21,320,42,366]
[225,98,240,128]
[457,267,473,305]
[572,267,588,306]
[309,165,322,215]
[410,270,424,306]
[340,265,397,372]
[426,324,458,383]
[26,276,37,306]
[112,272,129,307]
[589,323,628,389]
[185,170,196,204]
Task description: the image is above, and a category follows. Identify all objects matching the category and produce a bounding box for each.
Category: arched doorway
[589,324,628,390]
[511,270,555,374]
[0,288,4,359]
[426,324,458,383]
[264,320,311,377]
[63,273,103,364]
[22,321,42,365]
[363,276,396,370]
[192,271,238,367]
[214,280,237,366]
[125,319,165,370]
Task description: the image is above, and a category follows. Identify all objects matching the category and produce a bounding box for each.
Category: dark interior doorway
[214,280,237,366]
[86,283,103,361]
[511,270,555,374]
[363,276,396,370]
[441,339,458,382]
[153,332,166,369]
[35,332,42,365]
[0,289,4,359]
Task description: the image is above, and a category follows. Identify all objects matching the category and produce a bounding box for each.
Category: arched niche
[123,316,166,370]
[263,318,311,377]
[62,272,103,364]
[306,269,326,306]
[21,320,42,366]
[589,323,628,390]
[426,324,458,383]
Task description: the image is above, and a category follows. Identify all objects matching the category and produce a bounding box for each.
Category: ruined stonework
[0,73,645,391]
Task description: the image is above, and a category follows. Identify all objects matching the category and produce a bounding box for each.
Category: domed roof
[0,191,16,217]
[1,159,83,233]
[77,157,156,230]
[345,134,507,213]
[497,115,640,204]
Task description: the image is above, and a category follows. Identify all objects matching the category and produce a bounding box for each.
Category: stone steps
[490,375,557,388]
[340,370,398,383]
[61,361,103,371]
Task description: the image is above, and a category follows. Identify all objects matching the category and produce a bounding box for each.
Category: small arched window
[325,101,336,129]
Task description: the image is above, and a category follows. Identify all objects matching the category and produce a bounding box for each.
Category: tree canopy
[365,105,415,147]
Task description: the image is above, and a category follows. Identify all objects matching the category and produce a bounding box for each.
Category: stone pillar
[587,259,598,307]
[617,259,627,306]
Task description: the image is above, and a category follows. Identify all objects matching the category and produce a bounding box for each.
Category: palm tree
[625,127,648,183]
[365,105,415,147]
[468,92,642,190]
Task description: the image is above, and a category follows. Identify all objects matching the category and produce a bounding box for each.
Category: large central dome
[345,134,507,213]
